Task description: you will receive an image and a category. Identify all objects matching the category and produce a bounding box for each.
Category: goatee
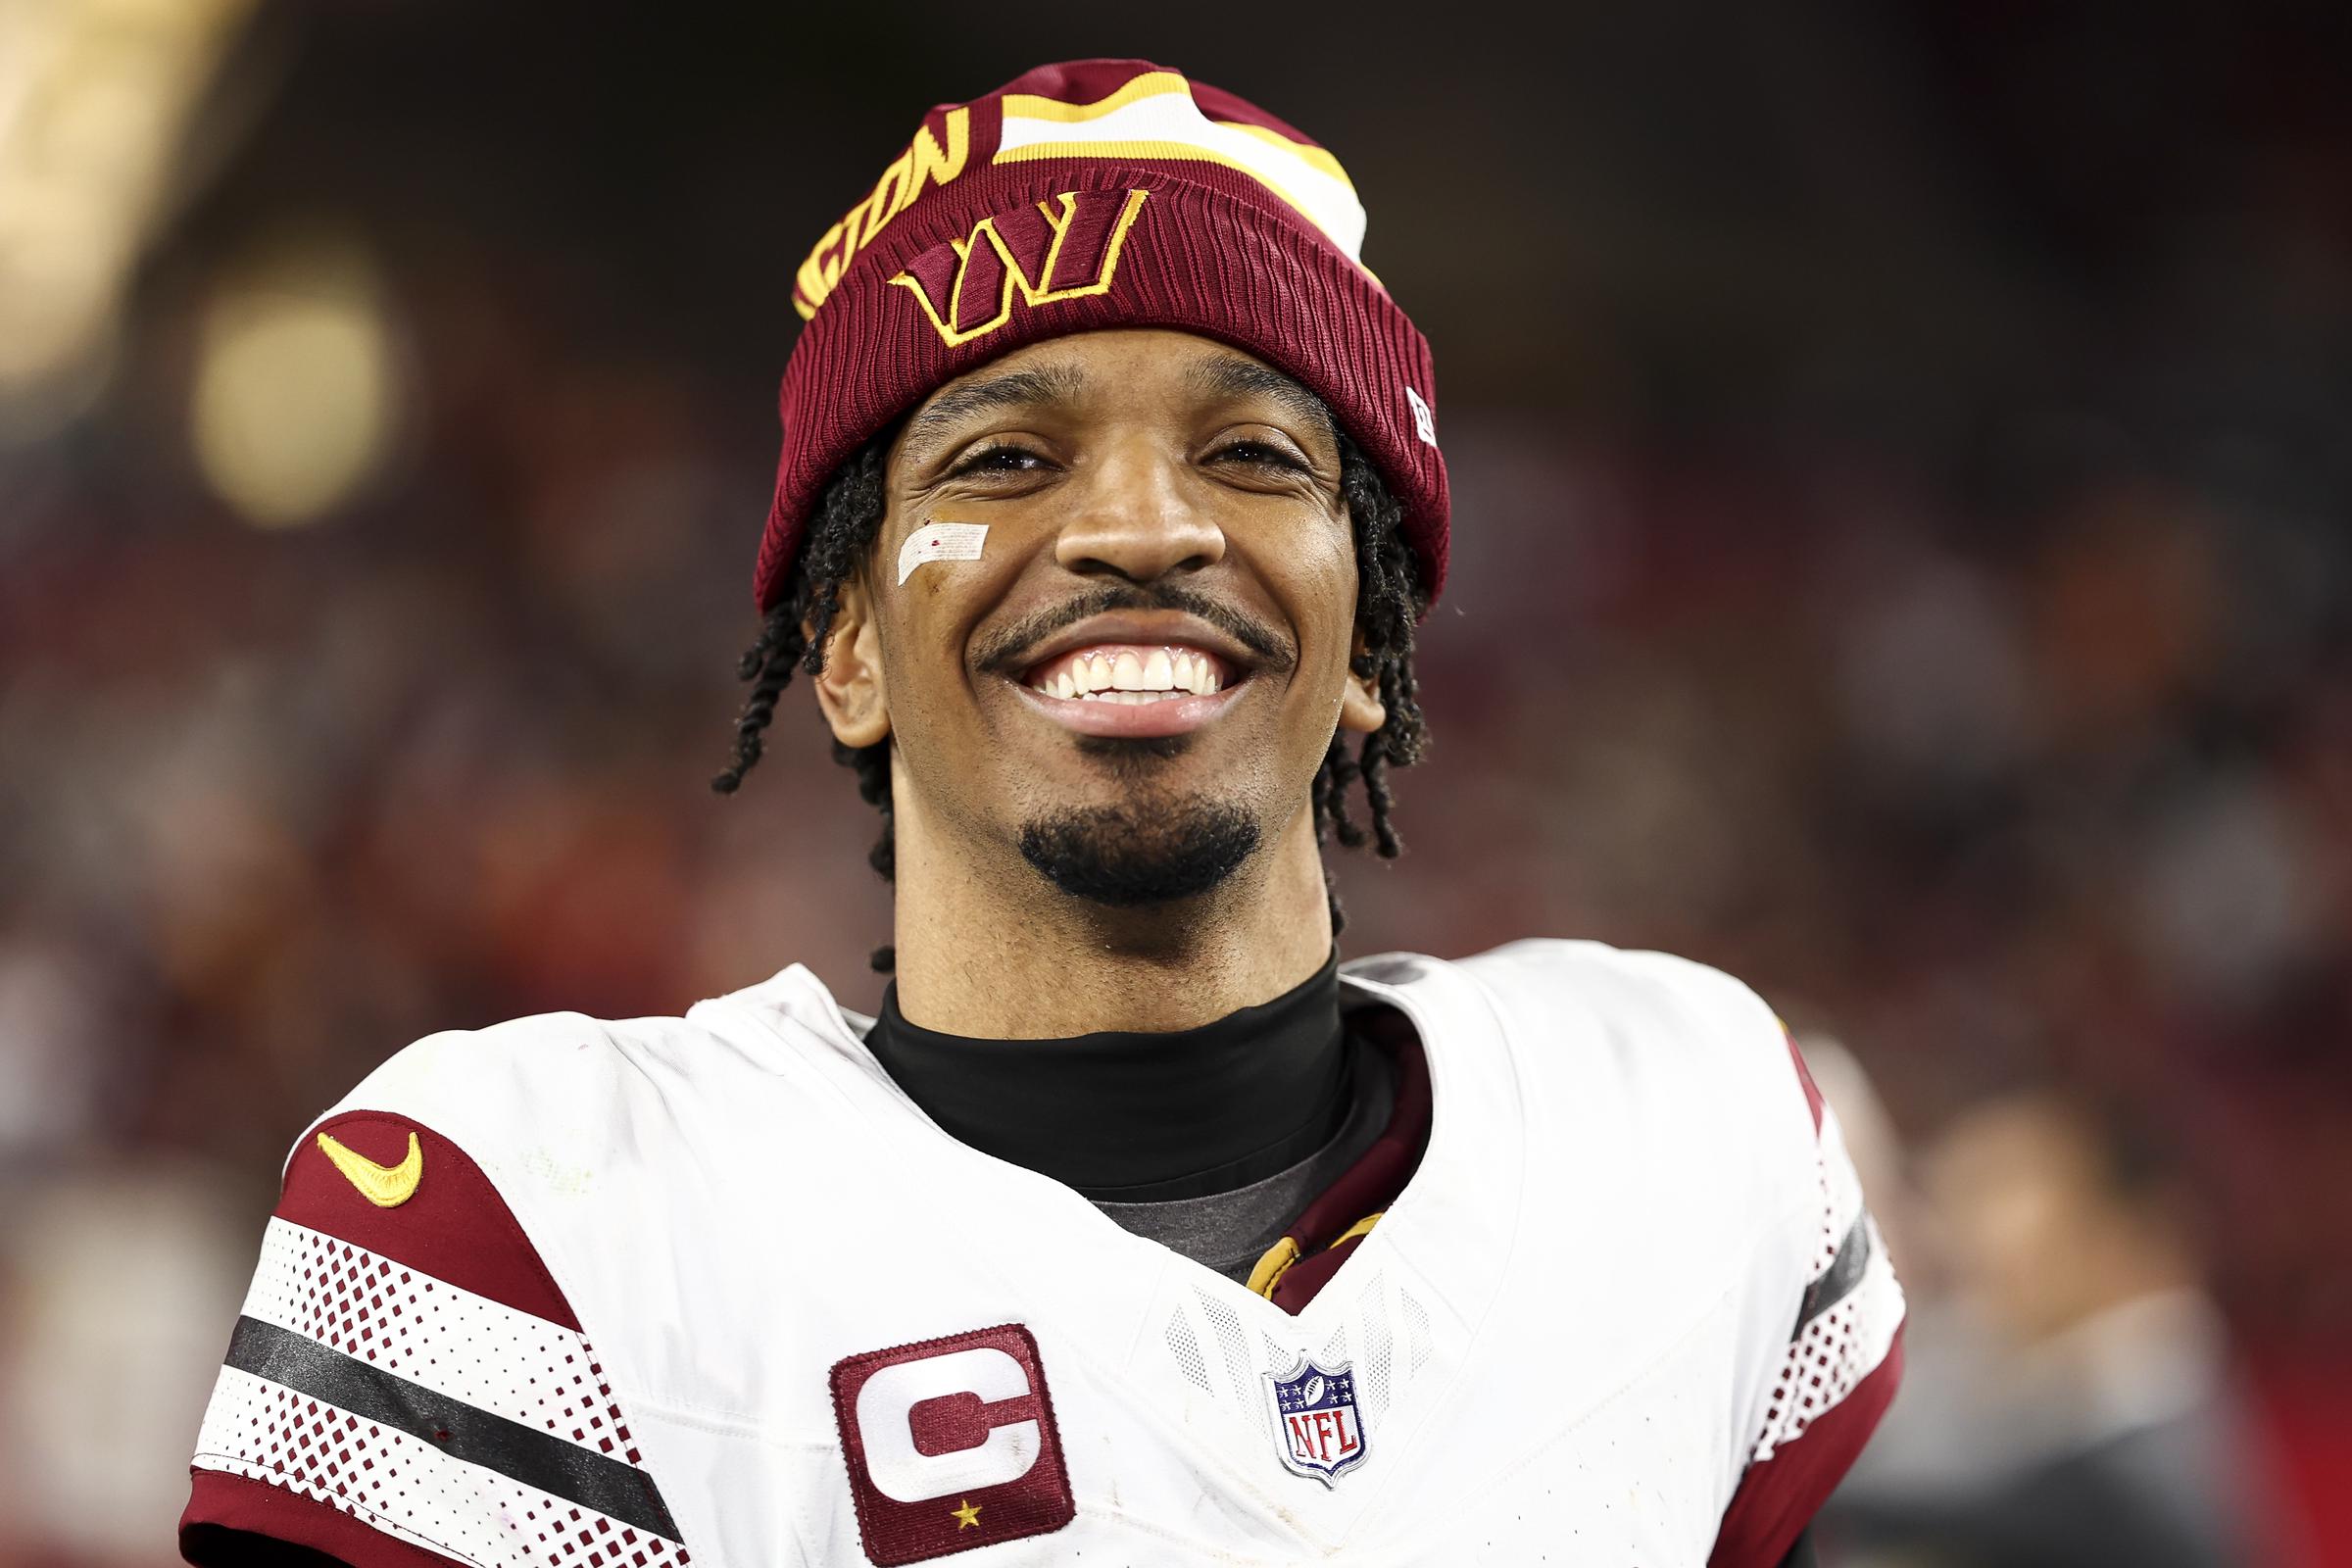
[1018,797,1259,906]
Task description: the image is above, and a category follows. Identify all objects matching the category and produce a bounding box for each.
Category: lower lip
[1009,677,1249,737]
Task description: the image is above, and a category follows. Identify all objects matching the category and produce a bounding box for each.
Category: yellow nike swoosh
[317,1130,423,1207]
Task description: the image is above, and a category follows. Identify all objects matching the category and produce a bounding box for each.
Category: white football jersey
[183,940,1903,1567]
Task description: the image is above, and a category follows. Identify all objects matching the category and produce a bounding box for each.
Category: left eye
[949,445,1048,476]
[1213,441,1305,470]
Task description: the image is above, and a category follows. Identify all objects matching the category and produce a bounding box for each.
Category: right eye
[948,444,1051,477]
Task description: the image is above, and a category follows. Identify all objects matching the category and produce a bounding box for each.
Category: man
[1830,1092,2263,1567]
[180,60,1902,1567]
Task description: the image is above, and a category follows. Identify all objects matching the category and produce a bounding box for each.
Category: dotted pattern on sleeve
[241,1218,651,1463]
[195,1367,689,1568]
[1750,1108,1905,1463]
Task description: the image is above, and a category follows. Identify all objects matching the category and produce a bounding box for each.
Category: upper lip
[1011,612,1261,685]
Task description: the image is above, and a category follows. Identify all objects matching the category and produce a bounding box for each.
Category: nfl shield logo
[1264,1354,1370,1485]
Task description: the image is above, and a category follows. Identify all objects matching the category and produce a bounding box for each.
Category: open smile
[996,608,1273,740]
[1011,641,1251,737]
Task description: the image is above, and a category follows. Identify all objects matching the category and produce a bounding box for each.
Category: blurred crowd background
[2,2,2347,1563]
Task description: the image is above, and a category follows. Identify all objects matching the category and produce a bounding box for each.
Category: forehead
[902,329,1334,444]
[1932,1101,2096,1191]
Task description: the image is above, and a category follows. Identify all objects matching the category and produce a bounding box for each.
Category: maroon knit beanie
[754,60,1449,614]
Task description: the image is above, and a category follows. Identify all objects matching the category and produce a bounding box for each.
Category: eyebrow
[900,352,1338,454]
[905,365,1088,450]
[1186,355,1337,443]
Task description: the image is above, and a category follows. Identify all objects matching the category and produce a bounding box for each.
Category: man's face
[1927,1098,2127,1348]
[814,328,1382,908]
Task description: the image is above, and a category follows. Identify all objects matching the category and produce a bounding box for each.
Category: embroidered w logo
[891,189,1149,349]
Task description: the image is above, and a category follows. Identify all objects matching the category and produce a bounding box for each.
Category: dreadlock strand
[1329,433,1426,855]
[1323,865,1348,940]
[1360,731,1404,858]
[709,436,895,795]
[1323,731,1368,849]
[712,605,805,794]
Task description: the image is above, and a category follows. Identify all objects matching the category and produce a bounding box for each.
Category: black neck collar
[862,947,1348,1200]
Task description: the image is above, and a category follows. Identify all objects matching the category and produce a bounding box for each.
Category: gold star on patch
[951,1498,982,1530]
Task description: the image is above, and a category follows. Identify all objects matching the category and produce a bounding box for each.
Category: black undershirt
[863,945,1349,1201]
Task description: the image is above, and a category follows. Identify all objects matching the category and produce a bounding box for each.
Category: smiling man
[181,61,1902,1568]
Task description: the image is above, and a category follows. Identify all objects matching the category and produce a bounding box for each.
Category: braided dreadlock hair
[713,422,1430,972]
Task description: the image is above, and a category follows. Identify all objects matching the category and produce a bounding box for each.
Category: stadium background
[1,1,2346,1561]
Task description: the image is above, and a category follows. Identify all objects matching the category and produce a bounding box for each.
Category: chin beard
[1018,796,1260,907]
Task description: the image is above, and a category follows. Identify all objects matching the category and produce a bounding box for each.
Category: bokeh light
[188,233,400,528]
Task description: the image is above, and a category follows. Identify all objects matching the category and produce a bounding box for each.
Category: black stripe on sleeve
[1793,1214,1873,1338]
[225,1315,682,1543]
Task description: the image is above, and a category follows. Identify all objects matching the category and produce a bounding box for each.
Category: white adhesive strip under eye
[897,521,989,585]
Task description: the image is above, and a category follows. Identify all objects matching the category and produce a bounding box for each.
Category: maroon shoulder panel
[1707,1323,1906,1568]
[278,1110,579,1331]
[181,1469,469,1568]
[1782,1028,1827,1134]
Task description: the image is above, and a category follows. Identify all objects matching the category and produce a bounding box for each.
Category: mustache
[972,582,1296,676]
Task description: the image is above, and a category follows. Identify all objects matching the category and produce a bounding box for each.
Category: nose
[1052,437,1226,585]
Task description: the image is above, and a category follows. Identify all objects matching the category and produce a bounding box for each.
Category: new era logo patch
[1404,386,1437,447]
[830,1324,1074,1564]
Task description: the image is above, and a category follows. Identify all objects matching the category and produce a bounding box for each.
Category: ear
[807,575,893,750]
[1336,622,1386,736]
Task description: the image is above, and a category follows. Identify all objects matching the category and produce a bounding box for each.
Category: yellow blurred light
[190,237,398,528]
[0,0,256,420]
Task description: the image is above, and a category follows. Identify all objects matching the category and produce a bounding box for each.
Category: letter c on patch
[853,1347,1039,1502]
[830,1325,1074,1563]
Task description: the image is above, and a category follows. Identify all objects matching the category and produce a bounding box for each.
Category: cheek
[872,585,969,734]
[891,531,1000,610]
[1238,500,1353,622]
[1286,550,1364,683]
[873,552,1033,742]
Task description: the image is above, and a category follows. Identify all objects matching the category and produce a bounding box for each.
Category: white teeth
[1027,644,1236,699]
